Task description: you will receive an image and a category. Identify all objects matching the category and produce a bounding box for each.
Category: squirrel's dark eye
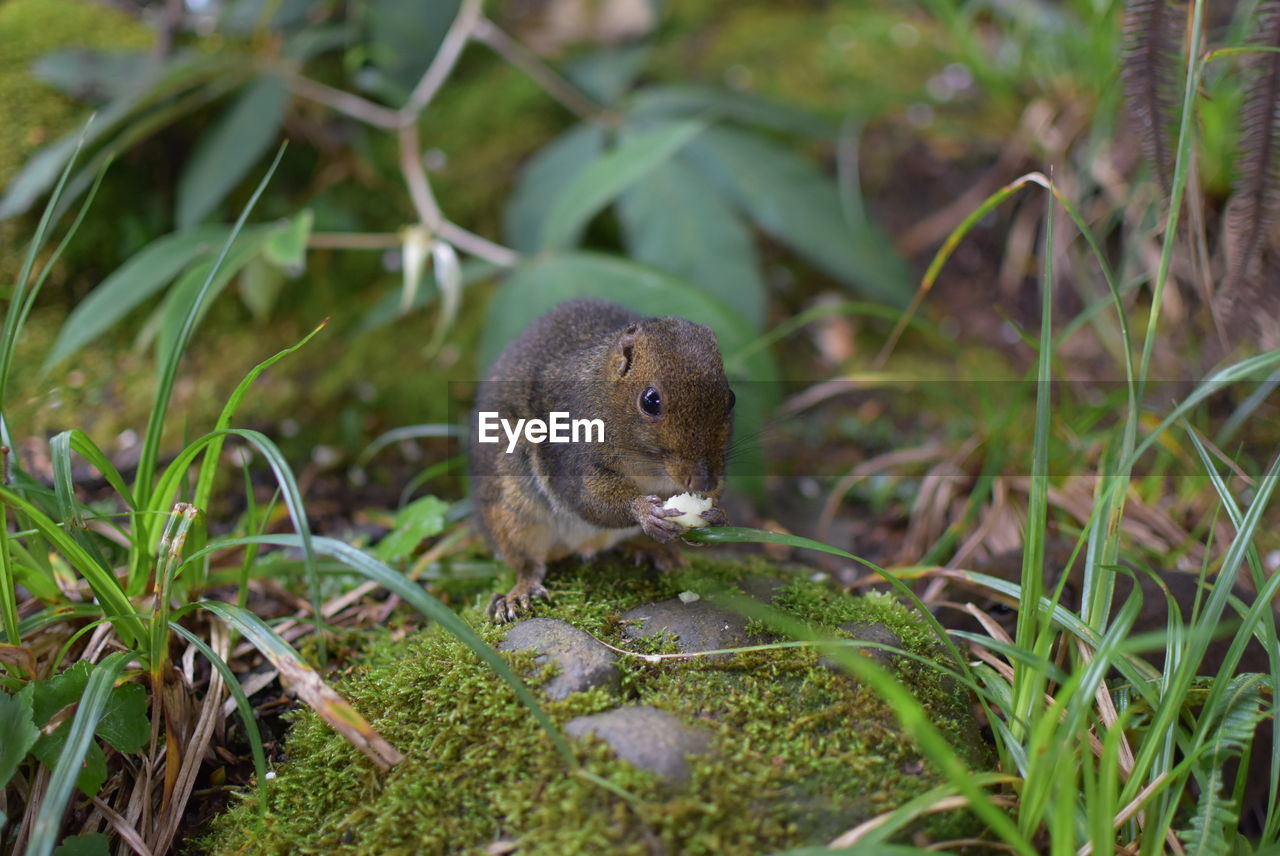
[639,386,662,417]
[727,389,736,411]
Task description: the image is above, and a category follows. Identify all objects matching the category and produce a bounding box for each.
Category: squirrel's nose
[685,465,717,494]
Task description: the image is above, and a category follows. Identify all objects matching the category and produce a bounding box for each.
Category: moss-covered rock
[201,556,994,854]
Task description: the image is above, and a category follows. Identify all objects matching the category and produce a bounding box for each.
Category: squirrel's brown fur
[469,298,734,623]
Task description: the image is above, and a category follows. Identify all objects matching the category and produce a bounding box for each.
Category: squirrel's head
[601,316,734,496]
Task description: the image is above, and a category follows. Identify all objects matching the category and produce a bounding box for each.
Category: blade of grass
[1119,447,1280,816]
[191,321,327,517]
[0,487,144,648]
[1136,0,1205,392]
[188,599,403,770]
[0,506,16,644]
[1184,425,1280,837]
[0,119,90,413]
[1011,179,1056,753]
[48,432,112,572]
[52,431,136,509]
[148,427,323,662]
[167,620,270,828]
[131,142,287,516]
[26,651,129,856]
[148,504,199,687]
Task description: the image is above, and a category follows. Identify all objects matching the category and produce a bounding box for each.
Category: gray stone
[498,618,619,699]
[565,705,713,785]
[621,599,751,654]
[738,574,787,603]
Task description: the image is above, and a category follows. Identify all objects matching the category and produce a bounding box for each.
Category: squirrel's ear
[612,324,639,378]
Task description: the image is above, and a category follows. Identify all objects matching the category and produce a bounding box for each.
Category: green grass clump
[200,556,991,855]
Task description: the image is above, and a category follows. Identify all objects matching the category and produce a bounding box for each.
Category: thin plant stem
[398,0,484,123]
[472,17,606,122]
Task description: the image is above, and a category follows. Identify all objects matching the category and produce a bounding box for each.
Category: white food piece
[662,492,713,529]
[677,590,701,603]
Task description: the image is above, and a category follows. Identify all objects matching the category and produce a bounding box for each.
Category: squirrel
[469,298,735,623]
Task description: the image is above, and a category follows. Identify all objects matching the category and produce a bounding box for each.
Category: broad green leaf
[44,225,230,369]
[30,662,92,726]
[681,126,913,306]
[32,50,154,102]
[218,0,314,34]
[0,136,86,221]
[539,120,706,250]
[32,726,108,797]
[564,43,651,105]
[28,653,129,856]
[627,84,838,138]
[374,495,448,561]
[238,257,285,322]
[617,159,766,329]
[154,226,274,368]
[365,0,460,93]
[503,123,606,253]
[96,683,149,754]
[284,23,358,61]
[0,688,39,789]
[480,252,773,383]
[263,208,313,272]
[176,74,290,230]
[0,53,245,220]
[53,833,109,856]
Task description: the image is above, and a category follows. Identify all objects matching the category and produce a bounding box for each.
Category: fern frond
[1122,0,1186,192]
[1177,673,1268,855]
[1224,0,1280,295]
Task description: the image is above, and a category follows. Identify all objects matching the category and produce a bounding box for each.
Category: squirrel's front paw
[700,505,728,527]
[635,495,684,543]
[487,581,551,624]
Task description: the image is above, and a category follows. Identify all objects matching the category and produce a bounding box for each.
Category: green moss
[651,1,1022,144]
[0,0,153,285]
[201,557,993,854]
[0,0,152,183]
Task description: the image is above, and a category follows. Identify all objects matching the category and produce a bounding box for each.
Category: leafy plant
[6,0,908,390]
[0,140,566,854]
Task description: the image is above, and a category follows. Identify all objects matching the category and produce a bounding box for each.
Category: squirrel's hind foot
[487,581,551,624]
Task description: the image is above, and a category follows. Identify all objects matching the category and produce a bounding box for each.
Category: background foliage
[4,0,1280,853]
